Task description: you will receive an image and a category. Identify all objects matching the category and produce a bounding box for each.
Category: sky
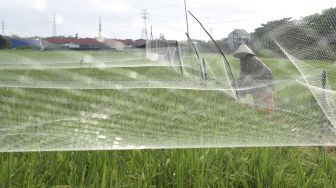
[0,0,335,40]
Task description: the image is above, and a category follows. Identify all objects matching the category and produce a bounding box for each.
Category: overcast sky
[0,0,335,40]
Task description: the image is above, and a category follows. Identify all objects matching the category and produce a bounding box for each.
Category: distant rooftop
[45,37,105,46]
[45,37,133,46]
[229,29,250,35]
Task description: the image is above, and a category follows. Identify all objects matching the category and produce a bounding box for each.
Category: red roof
[45,37,105,46]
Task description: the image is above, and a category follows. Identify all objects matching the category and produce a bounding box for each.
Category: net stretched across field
[1,10,336,152]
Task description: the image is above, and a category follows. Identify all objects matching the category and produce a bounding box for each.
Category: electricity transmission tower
[52,13,57,37]
[1,20,4,35]
[150,25,153,41]
[98,16,102,38]
[141,9,149,40]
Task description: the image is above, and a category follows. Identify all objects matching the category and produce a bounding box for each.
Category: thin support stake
[184,0,189,35]
[202,58,208,87]
[320,70,327,145]
[185,33,205,85]
[188,11,239,101]
[175,41,185,76]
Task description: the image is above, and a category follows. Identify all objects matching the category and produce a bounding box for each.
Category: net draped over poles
[1,11,336,152]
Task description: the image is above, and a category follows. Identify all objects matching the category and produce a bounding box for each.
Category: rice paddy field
[0,49,336,187]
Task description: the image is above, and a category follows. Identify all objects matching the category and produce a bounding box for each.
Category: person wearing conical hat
[234,43,273,113]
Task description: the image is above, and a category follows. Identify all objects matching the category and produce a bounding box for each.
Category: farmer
[233,43,273,113]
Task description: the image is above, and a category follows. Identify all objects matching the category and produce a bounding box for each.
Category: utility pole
[99,16,102,38]
[52,13,57,37]
[141,9,149,40]
[184,0,192,78]
[1,20,4,35]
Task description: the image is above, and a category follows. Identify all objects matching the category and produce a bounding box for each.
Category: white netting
[1,7,336,152]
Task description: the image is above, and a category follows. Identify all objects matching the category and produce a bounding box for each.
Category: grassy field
[0,49,336,187]
[1,147,336,187]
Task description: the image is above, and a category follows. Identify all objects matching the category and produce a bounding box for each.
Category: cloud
[17,0,47,11]
[132,18,143,29]
[1,0,335,40]
[34,0,47,11]
[85,0,130,13]
[0,0,47,11]
[54,13,63,25]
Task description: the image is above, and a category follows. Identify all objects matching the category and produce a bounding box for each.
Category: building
[103,39,133,50]
[43,37,105,50]
[133,39,147,48]
[227,29,250,51]
[146,39,177,49]
[43,37,134,51]
[10,36,42,50]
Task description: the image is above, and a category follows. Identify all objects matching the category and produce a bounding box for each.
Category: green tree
[250,17,291,56]
[250,7,336,60]
[0,35,10,49]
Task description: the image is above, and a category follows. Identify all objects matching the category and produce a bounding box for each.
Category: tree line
[0,35,10,49]
[199,7,336,60]
[251,7,336,60]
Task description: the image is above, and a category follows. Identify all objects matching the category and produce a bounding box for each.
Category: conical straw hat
[233,43,255,58]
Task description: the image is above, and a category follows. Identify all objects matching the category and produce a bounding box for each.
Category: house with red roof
[43,37,106,50]
[42,37,134,51]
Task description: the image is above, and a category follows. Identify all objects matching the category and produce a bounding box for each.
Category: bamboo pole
[188,11,239,101]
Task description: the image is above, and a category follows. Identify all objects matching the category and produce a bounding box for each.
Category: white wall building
[227,29,250,51]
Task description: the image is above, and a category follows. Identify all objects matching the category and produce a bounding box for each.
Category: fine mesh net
[1,4,336,152]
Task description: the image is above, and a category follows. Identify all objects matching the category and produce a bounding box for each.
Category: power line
[52,13,57,37]
[141,9,149,40]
